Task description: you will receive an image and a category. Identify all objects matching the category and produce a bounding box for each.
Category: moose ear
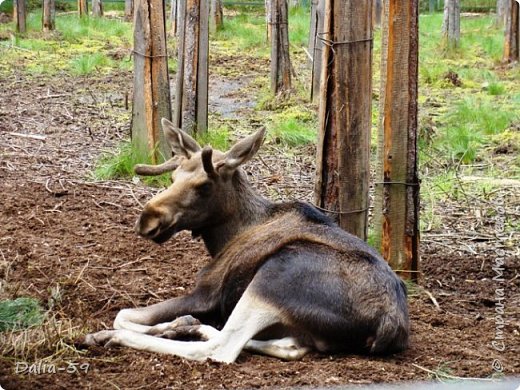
[218,128,265,177]
[162,118,201,158]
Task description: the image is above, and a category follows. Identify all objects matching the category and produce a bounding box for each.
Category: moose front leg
[112,291,218,334]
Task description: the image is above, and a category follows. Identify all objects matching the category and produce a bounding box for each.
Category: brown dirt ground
[0,66,519,389]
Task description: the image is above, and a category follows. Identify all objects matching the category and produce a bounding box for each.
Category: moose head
[134,119,266,247]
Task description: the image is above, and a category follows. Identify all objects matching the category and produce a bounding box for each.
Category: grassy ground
[0,4,519,360]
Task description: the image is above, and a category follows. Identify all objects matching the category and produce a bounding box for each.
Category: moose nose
[135,213,162,238]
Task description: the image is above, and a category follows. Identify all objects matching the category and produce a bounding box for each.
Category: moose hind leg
[245,337,309,360]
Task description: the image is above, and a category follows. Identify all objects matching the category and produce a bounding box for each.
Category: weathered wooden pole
[78,0,89,17]
[497,0,508,26]
[42,0,55,32]
[173,0,209,134]
[314,0,372,240]
[373,0,420,280]
[265,0,272,41]
[309,0,324,101]
[14,0,27,33]
[131,0,172,162]
[170,0,178,35]
[504,0,519,62]
[373,0,382,28]
[270,0,292,94]
[125,0,134,22]
[442,0,460,49]
[209,0,223,33]
[92,0,103,17]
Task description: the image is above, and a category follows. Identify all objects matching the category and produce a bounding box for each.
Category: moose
[85,119,409,363]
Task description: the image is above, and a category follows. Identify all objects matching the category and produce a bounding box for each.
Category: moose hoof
[84,330,121,348]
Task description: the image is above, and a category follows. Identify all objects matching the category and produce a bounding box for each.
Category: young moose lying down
[85,119,409,363]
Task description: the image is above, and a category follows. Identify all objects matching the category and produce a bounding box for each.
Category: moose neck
[200,171,272,257]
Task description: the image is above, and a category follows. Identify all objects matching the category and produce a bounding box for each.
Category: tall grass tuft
[94,142,171,187]
[0,297,44,332]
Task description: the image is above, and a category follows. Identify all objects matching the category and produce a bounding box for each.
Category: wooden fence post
[131,0,172,162]
[504,0,519,62]
[442,0,460,49]
[42,0,55,32]
[78,0,89,17]
[314,0,372,240]
[373,0,420,280]
[265,0,272,41]
[125,0,134,22]
[270,0,292,94]
[14,0,26,33]
[373,0,382,27]
[173,0,209,134]
[210,0,223,34]
[92,0,103,17]
[309,0,324,101]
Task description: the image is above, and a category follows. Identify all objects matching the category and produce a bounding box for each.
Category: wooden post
[270,0,292,94]
[209,0,223,33]
[429,0,435,13]
[173,0,209,134]
[42,0,55,32]
[373,0,382,28]
[373,0,420,280]
[266,0,272,42]
[309,0,324,101]
[497,0,507,26]
[125,0,134,22]
[78,0,89,17]
[504,0,519,62]
[14,0,26,33]
[314,0,372,240]
[442,0,460,49]
[170,0,178,35]
[131,0,172,162]
[92,0,103,17]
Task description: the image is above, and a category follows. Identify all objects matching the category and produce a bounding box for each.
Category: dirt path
[0,64,519,389]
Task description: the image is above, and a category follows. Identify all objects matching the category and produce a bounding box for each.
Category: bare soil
[0,66,519,389]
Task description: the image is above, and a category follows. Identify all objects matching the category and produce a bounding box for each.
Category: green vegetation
[195,126,231,151]
[94,142,172,187]
[0,297,44,332]
[0,12,132,76]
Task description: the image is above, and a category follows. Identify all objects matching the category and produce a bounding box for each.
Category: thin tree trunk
[170,0,178,35]
[442,0,460,49]
[14,0,26,33]
[314,0,372,240]
[78,0,88,17]
[209,0,223,33]
[309,0,324,101]
[42,0,55,32]
[265,0,272,42]
[496,0,507,27]
[504,0,520,62]
[125,0,134,22]
[373,0,382,28]
[92,0,103,17]
[131,0,172,162]
[270,0,292,95]
[373,0,420,280]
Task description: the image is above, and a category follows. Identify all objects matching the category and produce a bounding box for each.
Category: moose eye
[196,182,213,196]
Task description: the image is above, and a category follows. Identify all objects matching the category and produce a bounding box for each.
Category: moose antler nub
[134,157,179,176]
[201,147,218,178]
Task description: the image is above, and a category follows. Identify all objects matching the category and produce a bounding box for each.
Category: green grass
[215,13,267,52]
[94,142,171,187]
[288,6,310,47]
[434,97,518,163]
[70,52,111,75]
[0,297,44,332]
[195,126,231,151]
